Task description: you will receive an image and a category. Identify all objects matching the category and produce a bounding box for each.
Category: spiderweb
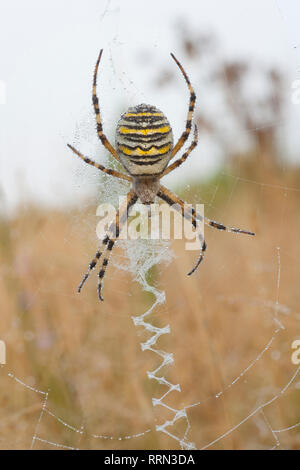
[0,0,300,451]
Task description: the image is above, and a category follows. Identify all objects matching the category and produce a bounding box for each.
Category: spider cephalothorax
[68,49,255,301]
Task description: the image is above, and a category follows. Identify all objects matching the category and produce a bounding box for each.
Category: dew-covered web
[1,0,300,451]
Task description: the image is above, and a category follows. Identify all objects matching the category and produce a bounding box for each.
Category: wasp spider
[68,50,255,301]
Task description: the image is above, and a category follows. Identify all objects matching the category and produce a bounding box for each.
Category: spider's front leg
[169,53,197,160]
[78,189,138,301]
[92,49,122,164]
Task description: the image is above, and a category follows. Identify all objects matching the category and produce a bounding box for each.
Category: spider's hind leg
[78,236,109,293]
[158,184,255,276]
[157,186,206,276]
[77,189,138,301]
[187,233,207,276]
[97,239,115,301]
[96,191,138,301]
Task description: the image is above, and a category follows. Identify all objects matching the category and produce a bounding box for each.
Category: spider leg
[159,185,255,236]
[92,49,122,163]
[97,190,138,301]
[158,185,255,274]
[169,53,196,160]
[187,236,206,276]
[78,236,109,293]
[97,240,115,301]
[78,189,138,300]
[161,125,198,177]
[198,216,255,236]
[67,144,131,181]
[157,186,206,275]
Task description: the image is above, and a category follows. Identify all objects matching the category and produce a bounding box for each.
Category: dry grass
[0,167,300,450]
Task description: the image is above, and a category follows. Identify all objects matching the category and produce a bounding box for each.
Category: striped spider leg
[161,124,198,177]
[67,144,131,181]
[67,49,130,180]
[78,190,138,301]
[157,185,206,276]
[158,185,255,276]
[169,53,196,161]
[92,49,122,163]
[96,190,138,301]
[66,146,135,300]
[66,141,136,300]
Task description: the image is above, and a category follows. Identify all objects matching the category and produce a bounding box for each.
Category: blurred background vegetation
[0,23,300,450]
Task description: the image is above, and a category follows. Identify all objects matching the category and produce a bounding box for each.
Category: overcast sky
[1,0,300,213]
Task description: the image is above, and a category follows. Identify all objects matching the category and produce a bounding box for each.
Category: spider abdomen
[116,104,173,177]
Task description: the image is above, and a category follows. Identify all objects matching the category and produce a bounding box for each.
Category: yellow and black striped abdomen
[116,104,173,176]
